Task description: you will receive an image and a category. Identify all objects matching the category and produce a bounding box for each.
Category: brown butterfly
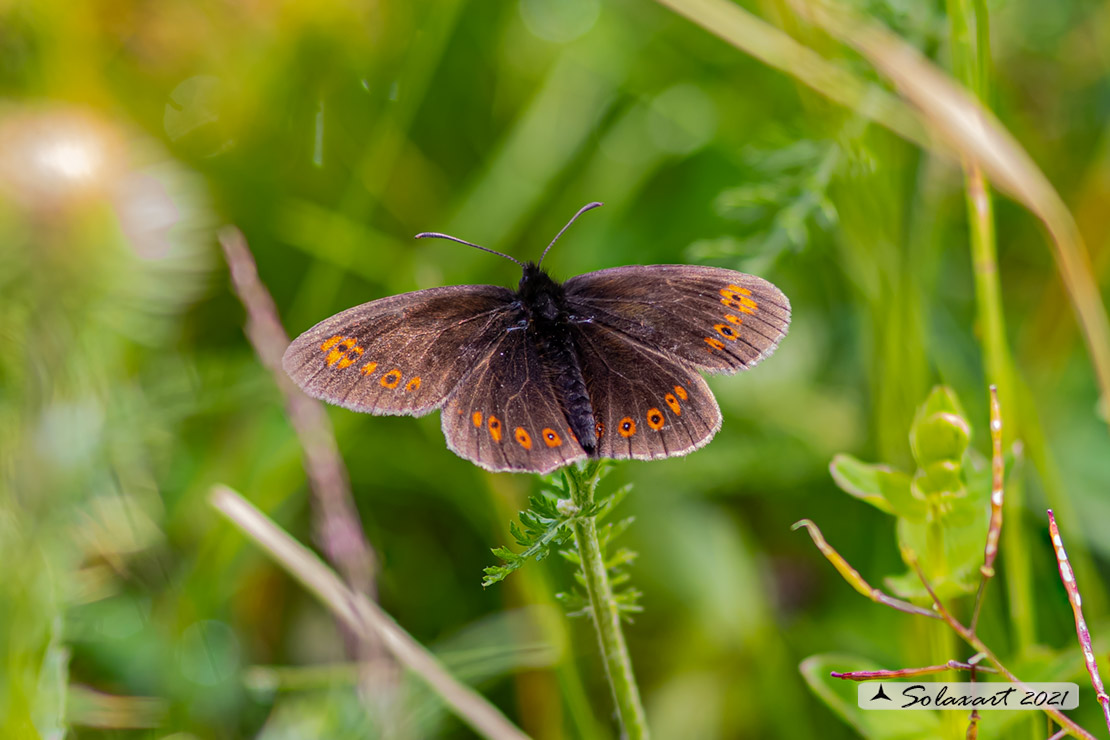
[282,203,790,474]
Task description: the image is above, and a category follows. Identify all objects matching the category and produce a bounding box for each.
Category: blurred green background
[2,0,1110,737]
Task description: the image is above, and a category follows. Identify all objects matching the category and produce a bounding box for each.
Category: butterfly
[282,203,790,474]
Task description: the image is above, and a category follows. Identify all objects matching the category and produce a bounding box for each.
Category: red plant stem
[966,712,979,740]
[832,660,996,681]
[908,556,1099,740]
[981,386,1005,579]
[968,384,1006,734]
[1048,510,1110,735]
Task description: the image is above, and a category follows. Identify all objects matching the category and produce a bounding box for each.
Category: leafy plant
[485,465,640,618]
[485,462,645,735]
[801,387,1109,740]
[830,386,989,600]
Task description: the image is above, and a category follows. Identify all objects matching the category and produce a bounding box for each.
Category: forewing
[282,285,518,416]
[565,265,790,374]
[442,329,587,474]
[574,321,722,461]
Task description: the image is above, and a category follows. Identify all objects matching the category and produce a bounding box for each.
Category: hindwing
[573,321,722,460]
[442,328,588,474]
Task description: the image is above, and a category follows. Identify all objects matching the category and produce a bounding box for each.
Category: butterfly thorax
[517,263,599,455]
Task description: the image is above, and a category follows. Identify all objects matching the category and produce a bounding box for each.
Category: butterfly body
[282,205,790,474]
[516,262,599,455]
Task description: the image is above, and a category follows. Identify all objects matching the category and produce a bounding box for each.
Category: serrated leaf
[598,484,633,516]
[508,521,526,546]
[555,590,589,618]
[489,546,520,562]
[605,548,638,570]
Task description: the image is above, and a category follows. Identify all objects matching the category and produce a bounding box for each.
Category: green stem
[484,479,606,740]
[971,0,991,101]
[946,0,1037,653]
[567,464,649,739]
[924,518,960,739]
[961,0,1110,632]
[967,166,1036,652]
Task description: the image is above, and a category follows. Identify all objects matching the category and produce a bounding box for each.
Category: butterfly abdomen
[542,328,597,454]
[519,263,599,455]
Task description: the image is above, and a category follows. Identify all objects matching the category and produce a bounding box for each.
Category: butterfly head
[517,262,566,322]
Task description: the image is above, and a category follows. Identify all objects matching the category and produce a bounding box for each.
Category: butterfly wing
[282,285,519,416]
[564,265,790,374]
[573,320,722,460]
[441,328,588,474]
[283,265,788,471]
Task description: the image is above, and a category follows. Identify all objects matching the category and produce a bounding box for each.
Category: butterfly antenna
[538,201,603,267]
[414,231,524,266]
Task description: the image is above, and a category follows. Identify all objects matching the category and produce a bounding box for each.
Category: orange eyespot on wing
[720,285,758,314]
[282,282,526,434]
[674,385,688,400]
[488,416,503,442]
[541,428,562,447]
[472,411,483,428]
[714,324,738,341]
[336,346,364,368]
[320,335,346,352]
[722,298,755,314]
[646,408,665,430]
[724,314,743,325]
[705,337,725,351]
[595,421,605,438]
[618,417,636,437]
[380,369,402,388]
[514,427,532,449]
[664,393,681,415]
[321,335,363,367]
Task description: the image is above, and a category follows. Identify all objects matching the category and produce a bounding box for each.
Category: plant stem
[924,515,960,739]
[910,557,1100,740]
[210,486,529,740]
[567,463,649,739]
[945,0,1038,655]
[484,476,606,740]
